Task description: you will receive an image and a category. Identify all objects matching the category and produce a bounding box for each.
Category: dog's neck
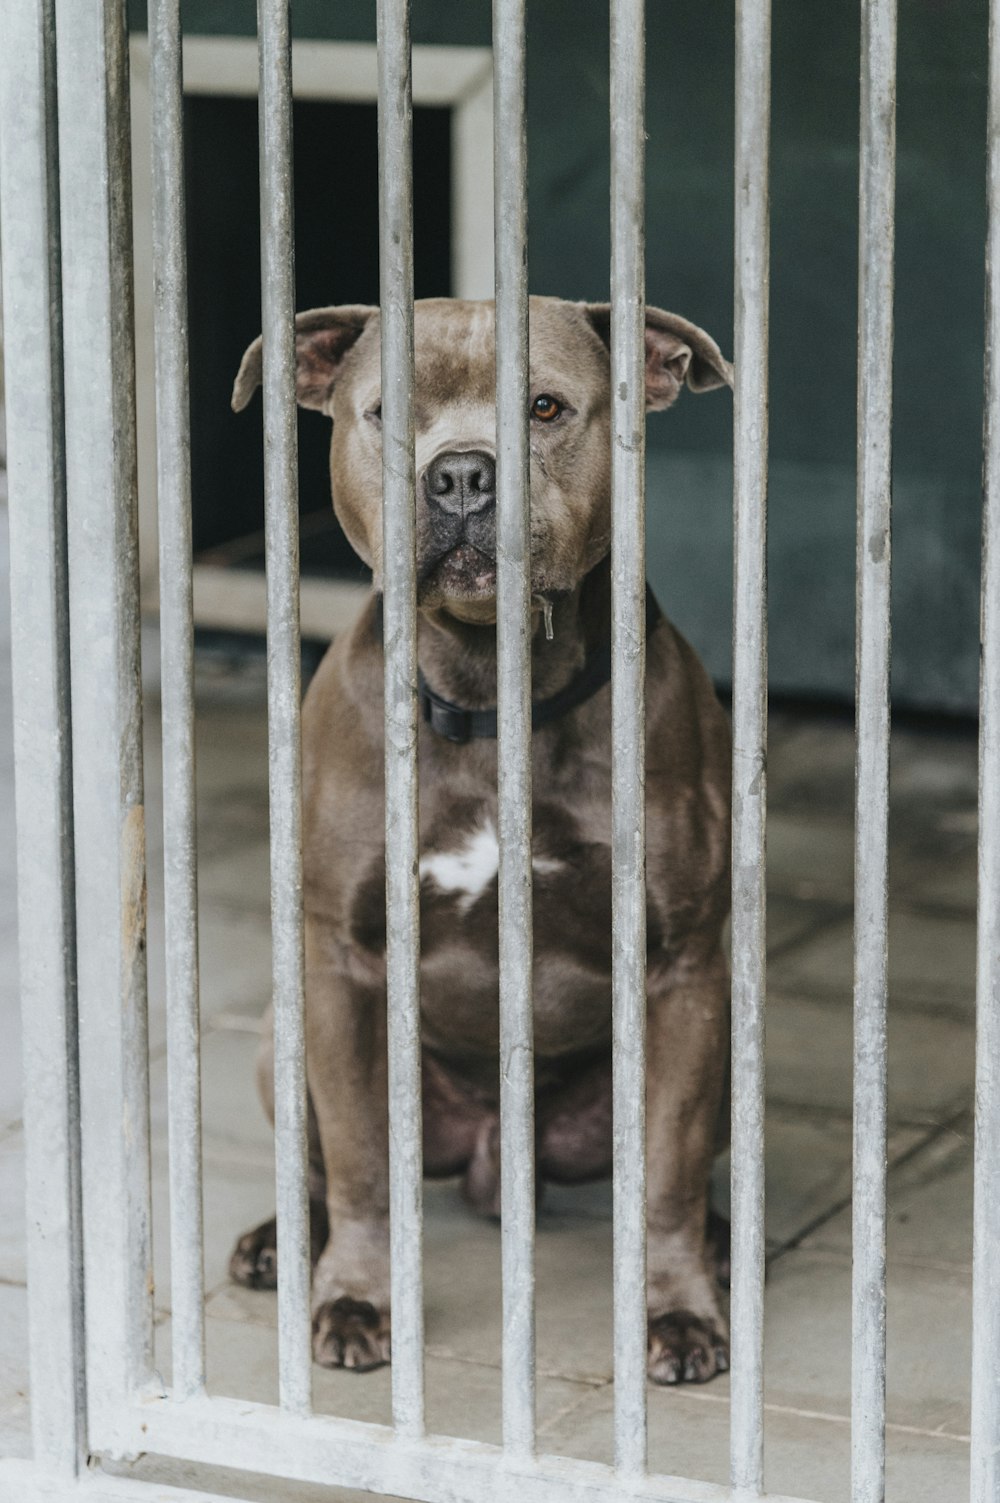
[415,555,612,711]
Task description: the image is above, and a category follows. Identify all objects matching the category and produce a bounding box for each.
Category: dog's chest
[348,797,616,1054]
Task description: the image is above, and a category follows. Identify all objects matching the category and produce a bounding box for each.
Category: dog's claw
[647,1309,729,1386]
[312,1296,390,1372]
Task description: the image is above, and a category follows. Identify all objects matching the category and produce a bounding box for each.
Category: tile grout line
[535,1377,613,1439]
[658,1383,970,1446]
[765,1104,970,1267]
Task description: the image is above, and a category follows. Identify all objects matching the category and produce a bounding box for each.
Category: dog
[228,296,734,1385]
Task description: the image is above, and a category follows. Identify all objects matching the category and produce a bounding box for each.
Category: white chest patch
[419,821,562,912]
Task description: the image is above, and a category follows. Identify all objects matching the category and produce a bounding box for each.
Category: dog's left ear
[581,303,733,410]
[231,304,377,414]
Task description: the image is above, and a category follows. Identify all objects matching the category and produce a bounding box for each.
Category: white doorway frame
[129,34,494,633]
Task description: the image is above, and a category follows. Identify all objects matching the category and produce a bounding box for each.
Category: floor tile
[541,1379,968,1503]
[766,814,855,903]
[196,837,273,919]
[766,990,973,1125]
[805,1117,974,1271]
[149,1146,279,1315]
[149,1028,274,1161]
[889,730,978,816]
[770,911,976,1016]
[768,720,856,819]
[896,845,977,914]
[766,895,846,958]
[145,905,274,1057]
[760,1248,970,1436]
[153,1311,594,1442]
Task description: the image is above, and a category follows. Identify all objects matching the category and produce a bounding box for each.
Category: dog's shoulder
[302,594,384,799]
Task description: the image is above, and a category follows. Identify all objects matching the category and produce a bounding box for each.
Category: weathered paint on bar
[92,1391,823,1503]
[972,2,1000,1496]
[377,0,426,1440]
[609,0,649,1478]
[493,0,537,1462]
[149,0,206,1402]
[54,0,154,1433]
[730,2,771,1496]
[0,0,85,1472]
[257,0,312,1417]
[0,1462,270,1503]
[852,3,896,1501]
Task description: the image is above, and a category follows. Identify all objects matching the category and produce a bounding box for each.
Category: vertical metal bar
[257,0,311,1416]
[852,4,895,1502]
[54,0,154,1430]
[730,1,771,1496]
[377,0,425,1439]
[972,5,1000,1499]
[493,0,536,1462]
[609,0,648,1478]
[0,0,86,1473]
[149,0,205,1401]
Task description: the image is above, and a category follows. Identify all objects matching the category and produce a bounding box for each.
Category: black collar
[374,586,661,744]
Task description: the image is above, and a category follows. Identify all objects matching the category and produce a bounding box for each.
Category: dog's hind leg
[228,1009,330,1288]
[228,1199,330,1290]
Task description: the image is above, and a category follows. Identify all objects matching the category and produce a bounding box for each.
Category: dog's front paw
[647,1308,729,1385]
[312,1296,391,1372]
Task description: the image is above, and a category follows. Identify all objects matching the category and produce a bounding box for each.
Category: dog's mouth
[419,541,497,602]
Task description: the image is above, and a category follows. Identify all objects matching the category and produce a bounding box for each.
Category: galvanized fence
[0,1,994,1501]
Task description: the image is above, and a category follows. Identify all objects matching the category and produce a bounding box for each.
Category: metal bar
[0,0,86,1473]
[377,0,425,1438]
[93,1391,823,1503]
[971,2,1000,1496]
[149,0,205,1401]
[609,0,648,1478]
[0,1462,271,1503]
[730,1,771,1495]
[493,0,536,1461]
[852,3,896,1501]
[54,0,154,1427]
[57,0,150,1402]
[257,0,312,1416]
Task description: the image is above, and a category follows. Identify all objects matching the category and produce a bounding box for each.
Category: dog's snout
[424,450,496,517]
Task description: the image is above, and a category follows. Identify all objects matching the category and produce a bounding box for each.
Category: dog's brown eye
[531,394,562,422]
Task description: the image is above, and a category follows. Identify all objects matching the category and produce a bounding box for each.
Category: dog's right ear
[231,305,377,414]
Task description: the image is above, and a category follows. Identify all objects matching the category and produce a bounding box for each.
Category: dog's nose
[424,449,496,517]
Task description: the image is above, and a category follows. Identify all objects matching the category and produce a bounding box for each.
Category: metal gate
[0,1,995,1501]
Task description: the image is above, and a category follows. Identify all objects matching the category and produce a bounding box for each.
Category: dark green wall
[130,0,991,712]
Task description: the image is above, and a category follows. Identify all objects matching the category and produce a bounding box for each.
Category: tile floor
[0,501,979,1500]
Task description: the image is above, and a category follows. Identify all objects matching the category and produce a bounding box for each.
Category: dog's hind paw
[647,1309,730,1385]
[312,1296,390,1372]
[229,1216,279,1290]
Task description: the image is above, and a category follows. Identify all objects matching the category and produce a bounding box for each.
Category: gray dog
[228,296,734,1386]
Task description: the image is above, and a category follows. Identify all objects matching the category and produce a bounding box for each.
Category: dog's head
[233,296,731,617]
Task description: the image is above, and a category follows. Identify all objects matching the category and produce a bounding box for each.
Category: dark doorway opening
[184,95,452,581]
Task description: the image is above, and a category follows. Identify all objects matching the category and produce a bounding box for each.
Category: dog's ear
[581,303,733,410]
[231,305,377,414]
